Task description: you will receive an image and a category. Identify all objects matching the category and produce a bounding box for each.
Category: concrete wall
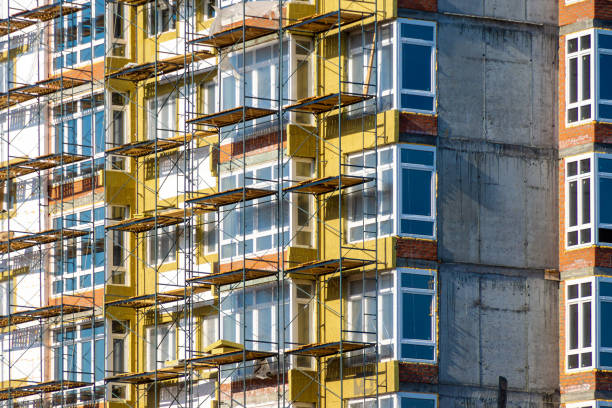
[435,14,559,270]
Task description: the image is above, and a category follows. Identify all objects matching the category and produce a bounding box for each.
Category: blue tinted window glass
[95,111,104,153]
[600,158,612,174]
[65,277,75,292]
[81,7,92,44]
[601,177,612,224]
[66,52,77,66]
[80,274,91,288]
[94,208,105,221]
[53,280,63,294]
[601,352,612,368]
[401,149,434,166]
[53,217,62,230]
[600,33,612,50]
[401,273,433,289]
[80,47,91,62]
[55,124,64,153]
[601,54,612,100]
[54,56,63,70]
[94,44,104,58]
[600,104,612,120]
[54,347,63,380]
[401,219,434,236]
[94,339,104,381]
[402,169,432,216]
[80,210,92,223]
[401,23,434,42]
[81,341,92,382]
[602,301,612,348]
[67,343,77,381]
[95,324,104,336]
[402,293,432,340]
[402,44,431,91]
[401,94,434,111]
[601,282,612,297]
[94,271,104,284]
[400,344,435,361]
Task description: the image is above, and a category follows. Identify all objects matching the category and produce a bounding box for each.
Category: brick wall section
[219,131,287,163]
[559,0,595,26]
[398,362,438,384]
[399,113,437,136]
[396,0,436,12]
[595,0,612,20]
[396,237,437,261]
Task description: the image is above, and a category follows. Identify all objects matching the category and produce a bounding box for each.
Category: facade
[1,0,607,408]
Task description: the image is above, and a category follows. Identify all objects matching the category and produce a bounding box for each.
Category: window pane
[569,303,578,349]
[601,352,612,368]
[400,24,434,42]
[581,178,590,223]
[569,58,578,104]
[402,293,432,340]
[601,281,612,297]
[401,94,434,111]
[600,178,612,225]
[582,301,591,347]
[381,293,393,341]
[401,219,434,236]
[581,55,591,100]
[402,169,431,216]
[81,341,92,382]
[569,181,578,227]
[402,44,431,91]
[401,149,434,166]
[94,338,104,381]
[400,344,434,361]
[401,273,432,289]
[601,301,612,348]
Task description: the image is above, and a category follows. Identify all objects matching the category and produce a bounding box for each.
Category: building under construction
[4,0,612,407]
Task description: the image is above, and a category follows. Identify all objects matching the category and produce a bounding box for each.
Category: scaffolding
[0,0,102,407]
[1,0,384,405]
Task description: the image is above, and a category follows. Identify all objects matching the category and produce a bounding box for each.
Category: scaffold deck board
[286,10,367,33]
[285,258,374,277]
[189,350,276,366]
[113,0,152,5]
[15,3,81,22]
[187,268,276,286]
[105,138,183,158]
[107,50,214,81]
[0,18,36,36]
[283,92,372,114]
[0,153,88,181]
[283,175,370,195]
[105,285,209,308]
[0,77,89,109]
[0,228,89,254]
[187,106,276,128]
[105,369,184,384]
[191,25,277,48]
[107,207,213,233]
[186,187,275,207]
[0,304,92,328]
[286,341,372,357]
[0,380,89,401]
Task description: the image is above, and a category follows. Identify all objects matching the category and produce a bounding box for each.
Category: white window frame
[596,154,612,246]
[219,158,313,262]
[147,91,177,140]
[565,277,595,372]
[52,4,105,73]
[565,154,594,248]
[201,313,219,349]
[108,2,127,57]
[146,324,177,371]
[148,225,179,266]
[597,30,612,122]
[349,393,437,408]
[398,144,437,239]
[147,0,177,36]
[566,29,595,126]
[397,268,437,363]
[397,19,436,114]
[347,146,395,243]
[107,92,129,171]
[0,280,10,316]
[598,277,612,370]
[51,205,106,297]
[107,206,129,286]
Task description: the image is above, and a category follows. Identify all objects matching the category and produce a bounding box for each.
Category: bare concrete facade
[400,2,560,406]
